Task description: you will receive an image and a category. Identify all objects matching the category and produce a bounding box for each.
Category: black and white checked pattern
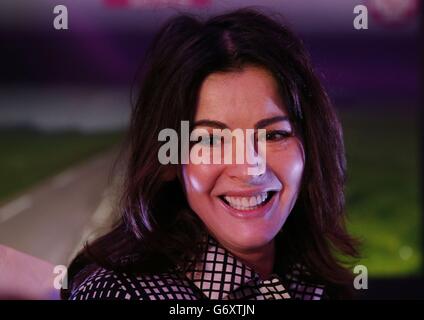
[183,236,291,300]
[285,264,325,300]
[69,235,325,300]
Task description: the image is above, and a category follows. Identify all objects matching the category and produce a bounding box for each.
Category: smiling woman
[181,66,305,280]
[62,8,359,300]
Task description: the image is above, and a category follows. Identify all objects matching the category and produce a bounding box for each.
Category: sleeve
[68,267,138,300]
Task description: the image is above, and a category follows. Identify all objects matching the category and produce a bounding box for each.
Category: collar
[184,234,291,300]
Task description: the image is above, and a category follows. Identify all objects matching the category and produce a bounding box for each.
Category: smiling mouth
[219,191,277,211]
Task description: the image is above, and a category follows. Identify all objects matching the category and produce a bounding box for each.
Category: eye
[264,130,292,141]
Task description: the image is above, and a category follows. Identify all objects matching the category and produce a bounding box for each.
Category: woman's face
[181,65,305,255]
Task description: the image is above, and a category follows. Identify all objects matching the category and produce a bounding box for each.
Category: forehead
[195,65,287,122]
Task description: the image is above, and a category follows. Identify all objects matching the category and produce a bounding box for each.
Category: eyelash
[263,130,292,141]
[193,130,292,147]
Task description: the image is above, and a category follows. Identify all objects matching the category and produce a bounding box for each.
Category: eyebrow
[255,115,290,129]
[192,115,290,130]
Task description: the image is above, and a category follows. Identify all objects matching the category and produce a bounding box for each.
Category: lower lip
[217,193,278,219]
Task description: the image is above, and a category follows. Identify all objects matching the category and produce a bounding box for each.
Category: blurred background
[0,0,422,298]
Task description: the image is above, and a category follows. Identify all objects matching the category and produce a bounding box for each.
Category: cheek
[181,163,220,200]
[268,139,305,190]
[284,153,304,188]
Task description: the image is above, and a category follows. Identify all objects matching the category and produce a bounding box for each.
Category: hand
[0,245,61,300]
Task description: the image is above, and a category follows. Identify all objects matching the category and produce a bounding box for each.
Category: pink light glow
[103,0,211,8]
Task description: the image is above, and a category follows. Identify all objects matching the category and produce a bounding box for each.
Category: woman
[62,8,359,300]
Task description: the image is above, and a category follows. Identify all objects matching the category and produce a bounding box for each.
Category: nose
[224,130,267,184]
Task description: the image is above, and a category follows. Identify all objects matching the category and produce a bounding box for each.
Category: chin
[221,227,277,252]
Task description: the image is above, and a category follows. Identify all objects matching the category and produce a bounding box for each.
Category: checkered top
[69,234,325,300]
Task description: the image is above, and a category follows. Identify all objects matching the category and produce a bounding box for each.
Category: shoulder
[68,267,200,300]
[284,264,326,300]
[69,267,135,300]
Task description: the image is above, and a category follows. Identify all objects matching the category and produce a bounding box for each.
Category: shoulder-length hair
[63,8,359,299]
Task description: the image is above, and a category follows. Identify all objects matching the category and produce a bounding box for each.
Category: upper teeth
[223,192,269,210]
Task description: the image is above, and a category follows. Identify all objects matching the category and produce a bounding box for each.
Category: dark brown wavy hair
[62,8,359,299]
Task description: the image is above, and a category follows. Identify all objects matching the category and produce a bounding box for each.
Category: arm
[0,245,61,300]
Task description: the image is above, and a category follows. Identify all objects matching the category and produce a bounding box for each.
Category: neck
[231,240,275,280]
